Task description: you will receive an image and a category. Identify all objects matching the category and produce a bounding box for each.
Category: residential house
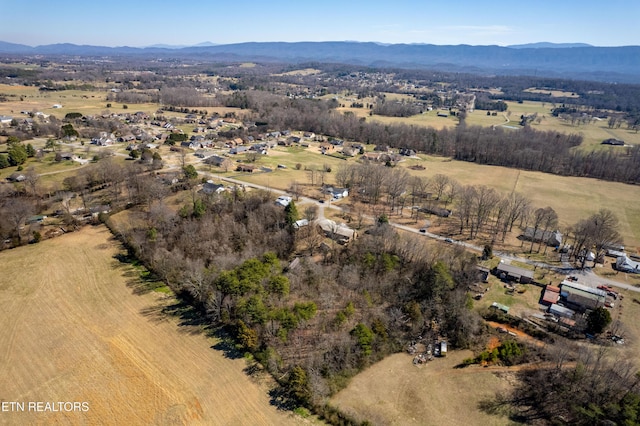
[89,205,111,218]
[399,147,417,156]
[323,186,349,199]
[204,155,226,167]
[7,173,26,182]
[275,195,292,207]
[58,152,76,161]
[616,255,640,274]
[374,144,391,152]
[0,115,13,125]
[194,149,213,159]
[250,143,269,154]
[362,152,383,162]
[316,219,357,244]
[91,132,115,146]
[341,146,358,157]
[418,206,452,218]
[494,263,534,283]
[180,141,200,150]
[522,227,563,247]
[201,181,225,195]
[230,145,248,155]
[236,164,256,173]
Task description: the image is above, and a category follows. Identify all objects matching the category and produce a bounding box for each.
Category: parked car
[444,238,454,243]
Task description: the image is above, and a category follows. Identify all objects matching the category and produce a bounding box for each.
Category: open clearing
[330,350,513,426]
[0,225,301,426]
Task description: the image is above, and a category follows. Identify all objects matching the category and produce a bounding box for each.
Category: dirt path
[486,321,547,347]
[0,226,303,425]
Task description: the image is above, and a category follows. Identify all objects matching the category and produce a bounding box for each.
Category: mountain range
[1,40,639,83]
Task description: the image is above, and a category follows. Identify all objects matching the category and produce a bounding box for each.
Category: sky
[1,0,639,48]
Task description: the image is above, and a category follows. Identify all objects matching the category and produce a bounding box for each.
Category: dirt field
[330,350,514,426]
[0,225,303,425]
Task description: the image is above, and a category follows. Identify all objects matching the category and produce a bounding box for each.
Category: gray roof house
[522,227,562,247]
[495,263,534,283]
[201,181,225,195]
[616,255,640,274]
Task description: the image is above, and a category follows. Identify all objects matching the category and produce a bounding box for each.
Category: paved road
[49,145,636,295]
[200,170,640,294]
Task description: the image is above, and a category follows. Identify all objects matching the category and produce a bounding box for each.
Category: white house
[275,195,292,207]
[616,255,640,274]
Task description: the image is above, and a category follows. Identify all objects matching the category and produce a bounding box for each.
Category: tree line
[223,90,640,184]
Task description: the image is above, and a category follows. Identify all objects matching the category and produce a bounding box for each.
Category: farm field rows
[0,225,301,426]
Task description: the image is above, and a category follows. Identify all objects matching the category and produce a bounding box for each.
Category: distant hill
[507,42,593,49]
[147,41,217,49]
[1,40,639,83]
[0,40,32,53]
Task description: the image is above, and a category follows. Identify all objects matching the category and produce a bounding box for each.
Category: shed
[549,304,575,319]
[490,302,510,314]
[293,219,309,229]
[476,266,490,283]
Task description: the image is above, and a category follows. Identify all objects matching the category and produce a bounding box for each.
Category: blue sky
[2,0,639,47]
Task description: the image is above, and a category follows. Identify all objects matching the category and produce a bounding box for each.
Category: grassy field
[330,350,514,425]
[0,83,244,120]
[0,225,303,425]
[196,142,640,250]
[338,99,640,150]
[402,155,640,250]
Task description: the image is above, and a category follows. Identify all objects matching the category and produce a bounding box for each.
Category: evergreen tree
[284,200,299,226]
[587,307,612,334]
[7,143,27,166]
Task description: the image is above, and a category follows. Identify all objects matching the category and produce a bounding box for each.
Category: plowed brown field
[0,225,300,425]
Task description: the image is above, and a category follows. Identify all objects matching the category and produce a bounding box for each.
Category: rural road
[34,143,637,295]
[201,169,640,294]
